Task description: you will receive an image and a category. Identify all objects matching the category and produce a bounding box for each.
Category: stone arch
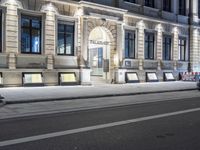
[87,18,117,81]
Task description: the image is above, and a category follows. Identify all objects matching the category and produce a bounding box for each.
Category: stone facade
[0,0,199,86]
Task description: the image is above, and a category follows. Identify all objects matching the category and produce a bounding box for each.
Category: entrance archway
[88,27,111,84]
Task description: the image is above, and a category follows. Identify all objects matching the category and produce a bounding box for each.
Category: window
[145,32,154,59]
[145,0,154,8]
[179,0,186,16]
[0,11,2,53]
[21,15,41,54]
[125,30,135,58]
[163,35,172,60]
[124,0,136,3]
[57,22,75,55]
[163,0,171,12]
[198,0,200,18]
[178,37,187,61]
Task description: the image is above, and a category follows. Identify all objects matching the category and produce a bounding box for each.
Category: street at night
[0,91,200,150]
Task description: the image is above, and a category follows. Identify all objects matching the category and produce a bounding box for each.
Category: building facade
[0,0,200,86]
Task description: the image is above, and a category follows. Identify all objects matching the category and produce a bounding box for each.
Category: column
[173,27,179,70]
[136,21,145,70]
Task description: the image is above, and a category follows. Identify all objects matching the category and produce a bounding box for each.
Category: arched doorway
[88,27,111,84]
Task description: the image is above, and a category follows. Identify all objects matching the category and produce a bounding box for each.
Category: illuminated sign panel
[164,72,175,81]
[146,72,159,82]
[61,73,76,82]
[23,73,43,85]
[126,72,139,83]
[90,40,110,45]
[0,73,2,85]
[59,73,78,85]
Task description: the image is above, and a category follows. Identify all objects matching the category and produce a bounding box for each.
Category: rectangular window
[178,37,187,61]
[145,32,154,60]
[163,0,171,12]
[57,22,74,55]
[179,0,186,16]
[125,30,135,58]
[124,0,136,3]
[145,0,154,8]
[198,0,200,18]
[21,15,41,54]
[163,35,172,60]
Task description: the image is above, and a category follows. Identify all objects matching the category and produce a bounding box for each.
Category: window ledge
[124,1,141,7]
[143,6,159,12]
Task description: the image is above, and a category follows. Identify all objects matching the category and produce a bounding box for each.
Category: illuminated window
[125,30,135,59]
[145,32,154,60]
[21,15,41,54]
[57,22,74,55]
[163,35,172,60]
[178,37,187,61]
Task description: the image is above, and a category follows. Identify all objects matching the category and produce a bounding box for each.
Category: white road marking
[1,107,200,147]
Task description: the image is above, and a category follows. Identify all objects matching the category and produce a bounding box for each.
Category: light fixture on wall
[173,27,178,33]
[75,7,84,17]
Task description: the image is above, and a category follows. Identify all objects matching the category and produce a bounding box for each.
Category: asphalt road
[1,96,200,150]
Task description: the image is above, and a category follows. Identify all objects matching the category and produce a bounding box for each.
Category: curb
[4,88,198,105]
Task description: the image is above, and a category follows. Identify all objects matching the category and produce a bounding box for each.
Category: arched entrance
[88,27,112,84]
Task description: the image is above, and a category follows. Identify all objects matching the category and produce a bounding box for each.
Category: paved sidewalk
[0,81,198,104]
[0,90,200,120]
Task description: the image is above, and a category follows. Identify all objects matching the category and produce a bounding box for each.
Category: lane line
[1,107,200,147]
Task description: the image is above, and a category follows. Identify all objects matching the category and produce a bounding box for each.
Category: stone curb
[4,88,198,105]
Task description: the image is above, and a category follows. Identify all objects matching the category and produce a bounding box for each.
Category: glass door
[90,48,103,76]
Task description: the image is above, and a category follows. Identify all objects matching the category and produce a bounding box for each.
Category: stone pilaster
[173,28,179,70]
[116,23,124,67]
[41,3,57,69]
[2,0,21,69]
[136,21,145,70]
[8,53,16,69]
[190,28,199,72]
[156,25,163,70]
[80,17,88,67]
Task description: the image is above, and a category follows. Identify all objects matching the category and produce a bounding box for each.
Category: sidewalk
[0,81,198,105]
